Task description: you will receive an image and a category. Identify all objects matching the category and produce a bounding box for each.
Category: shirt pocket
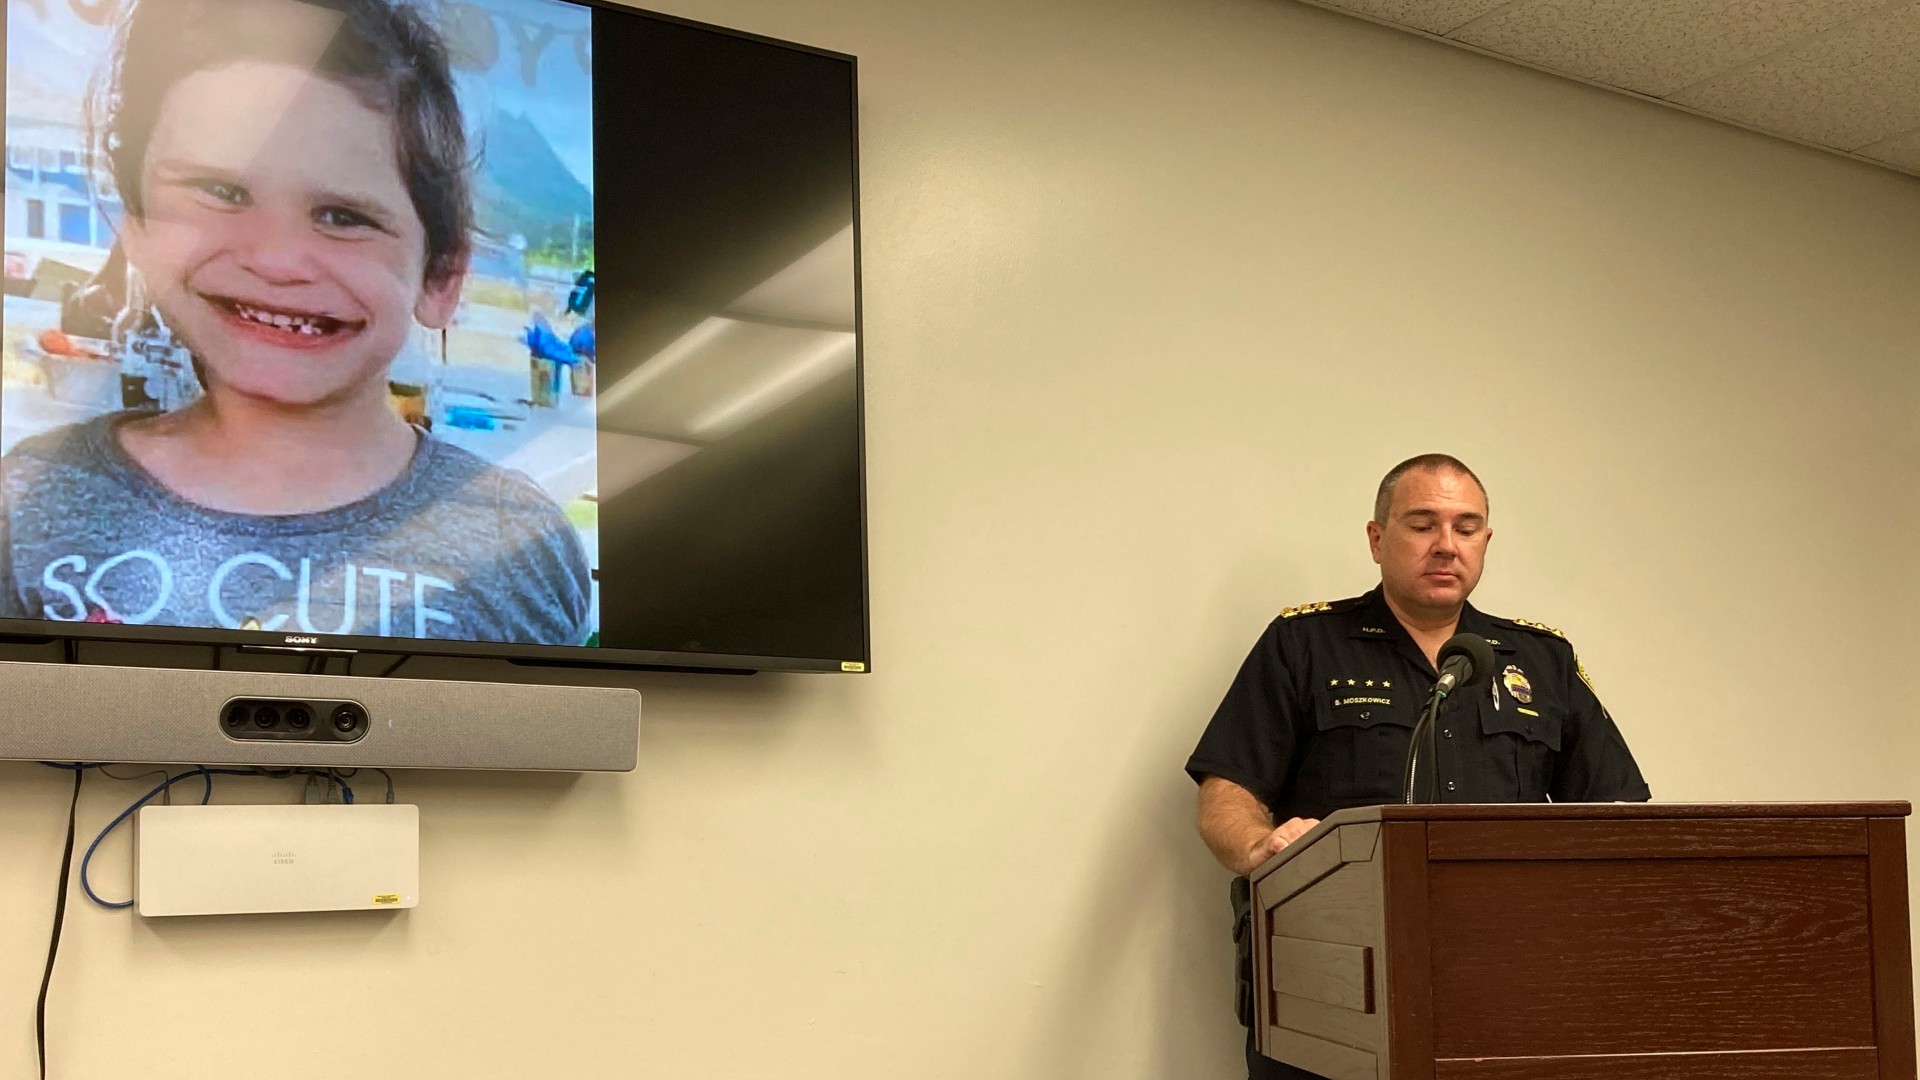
[1312,686,1417,802]
[1479,703,1563,801]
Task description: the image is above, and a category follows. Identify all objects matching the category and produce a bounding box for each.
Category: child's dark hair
[94,0,473,286]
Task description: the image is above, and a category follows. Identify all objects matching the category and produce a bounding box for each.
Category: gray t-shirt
[0,413,591,646]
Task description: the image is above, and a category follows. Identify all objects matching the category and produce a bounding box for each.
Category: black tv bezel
[0,1,870,676]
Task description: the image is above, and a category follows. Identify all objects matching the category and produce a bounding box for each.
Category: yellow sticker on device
[372,894,403,906]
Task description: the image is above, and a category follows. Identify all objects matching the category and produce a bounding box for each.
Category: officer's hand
[1241,817,1320,875]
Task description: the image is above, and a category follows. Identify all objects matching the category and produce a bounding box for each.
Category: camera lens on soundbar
[331,704,366,734]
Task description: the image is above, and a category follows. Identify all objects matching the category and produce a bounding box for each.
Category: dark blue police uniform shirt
[1186,587,1650,820]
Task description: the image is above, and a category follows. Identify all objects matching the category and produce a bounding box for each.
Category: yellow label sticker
[840,661,866,673]
[372,893,403,906]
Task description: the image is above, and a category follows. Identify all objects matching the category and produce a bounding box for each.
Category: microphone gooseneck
[1403,632,1496,805]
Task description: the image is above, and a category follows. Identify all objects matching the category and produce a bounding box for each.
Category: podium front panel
[1248,804,1915,1080]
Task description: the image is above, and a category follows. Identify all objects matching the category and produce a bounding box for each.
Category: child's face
[119,61,463,410]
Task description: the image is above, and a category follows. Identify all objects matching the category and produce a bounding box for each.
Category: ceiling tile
[1311,0,1516,36]
[1451,0,1892,97]
[1667,0,1920,150]
[1854,126,1920,171]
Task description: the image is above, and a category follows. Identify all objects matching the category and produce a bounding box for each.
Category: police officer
[1186,453,1650,1080]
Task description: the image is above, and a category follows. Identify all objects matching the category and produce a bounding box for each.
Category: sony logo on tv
[283,635,320,645]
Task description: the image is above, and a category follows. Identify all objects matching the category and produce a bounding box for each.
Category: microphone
[1403,632,1496,804]
[1433,633,1498,696]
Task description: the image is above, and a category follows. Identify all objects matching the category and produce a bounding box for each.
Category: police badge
[1501,665,1533,704]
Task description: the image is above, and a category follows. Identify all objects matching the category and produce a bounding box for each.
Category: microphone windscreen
[1438,633,1498,689]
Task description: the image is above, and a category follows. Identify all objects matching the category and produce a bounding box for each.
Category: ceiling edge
[1285,0,1920,184]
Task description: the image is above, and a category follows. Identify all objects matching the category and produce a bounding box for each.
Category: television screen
[0,0,865,672]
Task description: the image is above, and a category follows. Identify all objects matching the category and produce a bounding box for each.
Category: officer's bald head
[1373,454,1488,524]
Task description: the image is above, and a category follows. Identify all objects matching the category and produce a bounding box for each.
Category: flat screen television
[0,0,867,674]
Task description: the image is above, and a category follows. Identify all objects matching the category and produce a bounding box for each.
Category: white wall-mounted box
[134,803,420,916]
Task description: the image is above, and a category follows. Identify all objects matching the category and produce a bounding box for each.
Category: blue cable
[61,765,355,909]
[78,767,228,909]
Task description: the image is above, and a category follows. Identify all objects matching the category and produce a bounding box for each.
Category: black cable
[340,767,396,803]
[97,764,170,790]
[377,654,409,678]
[37,768,82,1080]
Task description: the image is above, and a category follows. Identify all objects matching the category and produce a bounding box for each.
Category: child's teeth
[234,303,327,334]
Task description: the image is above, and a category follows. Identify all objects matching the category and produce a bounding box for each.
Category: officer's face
[1367,468,1490,615]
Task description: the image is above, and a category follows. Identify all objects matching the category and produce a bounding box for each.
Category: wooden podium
[1249,802,1916,1080]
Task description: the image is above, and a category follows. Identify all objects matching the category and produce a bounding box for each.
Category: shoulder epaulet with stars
[1501,617,1568,641]
[1497,615,1604,693]
[1278,595,1366,620]
[1279,601,1334,620]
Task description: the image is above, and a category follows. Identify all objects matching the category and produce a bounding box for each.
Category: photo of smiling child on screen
[0,0,592,644]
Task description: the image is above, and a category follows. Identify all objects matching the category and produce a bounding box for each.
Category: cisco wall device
[0,0,868,677]
[0,661,639,771]
[134,803,421,916]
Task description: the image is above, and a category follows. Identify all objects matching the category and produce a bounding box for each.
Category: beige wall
[4,0,1919,1076]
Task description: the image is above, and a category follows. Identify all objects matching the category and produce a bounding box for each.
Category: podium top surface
[1336,800,1911,823]
[1252,801,1912,881]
